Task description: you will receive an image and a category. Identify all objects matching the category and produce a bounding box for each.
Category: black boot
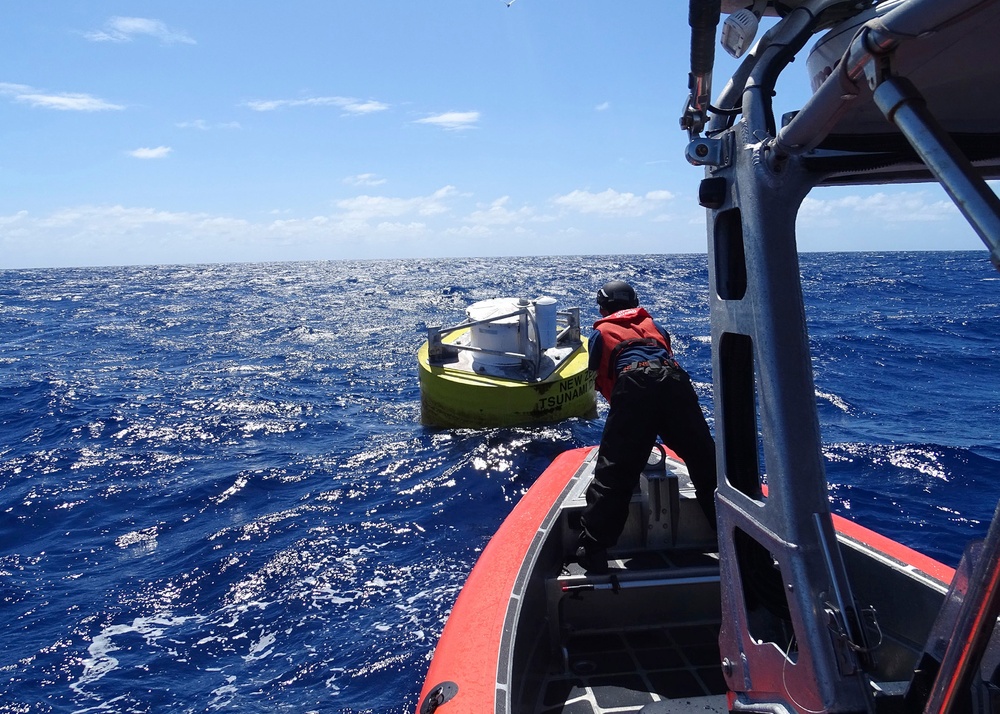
[574,533,609,574]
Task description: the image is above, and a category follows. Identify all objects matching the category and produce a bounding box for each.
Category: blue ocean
[2,251,998,713]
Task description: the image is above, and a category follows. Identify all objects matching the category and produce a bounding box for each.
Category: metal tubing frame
[872,77,1000,270]
[774,0,994,155]
[704,1,884,711]
[699,0,1000,710]
[771,0,1000,268]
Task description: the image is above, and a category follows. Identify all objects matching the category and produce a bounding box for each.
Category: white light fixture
[721,6,762,59]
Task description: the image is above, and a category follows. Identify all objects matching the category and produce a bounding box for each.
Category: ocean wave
[1,252,998,711]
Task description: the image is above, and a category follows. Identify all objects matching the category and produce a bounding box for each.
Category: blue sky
[0,2,987,269]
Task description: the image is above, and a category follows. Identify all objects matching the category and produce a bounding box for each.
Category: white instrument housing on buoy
[424,295,584,382]
[533,296,558,350]
[466,298,526,367]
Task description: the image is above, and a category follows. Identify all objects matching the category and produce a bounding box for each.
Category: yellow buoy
[417,297,596,428]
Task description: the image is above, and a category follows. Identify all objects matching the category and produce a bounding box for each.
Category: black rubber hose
[689,0,722,76]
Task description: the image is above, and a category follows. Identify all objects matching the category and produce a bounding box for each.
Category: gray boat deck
[533,543,726,713]
[536,620,727,713]
[521,450,726,713]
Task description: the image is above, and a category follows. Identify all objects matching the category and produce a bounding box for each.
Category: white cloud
[414,111,480,130]
[552,188,674,217]
[176,120,242,130]
[128,146,172,159]
[343,173,387,187]
[595,102,610,111]
[0,185,704,268]
[35,205,200,230]
[85,17,195,45]
[340,100,390,114]
[791,187,988,251]
[0,82,33,94]
[0,182,984,269]
[335,186,458,221]
[245,96,388,115]
[465,196,536,227]
[0,82,123,112]
[800,190,957,225]
[0,202,450,265]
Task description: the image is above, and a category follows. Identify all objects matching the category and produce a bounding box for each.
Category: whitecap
[70,614,202,697]
[243,631,276,661]
[816,389,852,414]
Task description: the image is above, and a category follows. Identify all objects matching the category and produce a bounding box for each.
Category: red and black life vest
[592,307,674,400]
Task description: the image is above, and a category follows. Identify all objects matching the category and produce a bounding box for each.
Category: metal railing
[426,304,583,380]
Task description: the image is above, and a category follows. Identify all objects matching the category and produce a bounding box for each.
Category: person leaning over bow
[576,280,718,574]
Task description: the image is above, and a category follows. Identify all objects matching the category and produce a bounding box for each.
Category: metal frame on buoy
[425,298,584,383]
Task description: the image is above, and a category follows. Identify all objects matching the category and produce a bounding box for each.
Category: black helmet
[596,280,638,312]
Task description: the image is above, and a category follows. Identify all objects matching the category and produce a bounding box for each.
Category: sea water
[1,252,998,713]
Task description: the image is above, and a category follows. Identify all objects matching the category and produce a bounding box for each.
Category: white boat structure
[418,1,1000,712]
[418,297,596,428]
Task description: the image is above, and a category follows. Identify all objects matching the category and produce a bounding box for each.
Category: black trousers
[581,364,717,547]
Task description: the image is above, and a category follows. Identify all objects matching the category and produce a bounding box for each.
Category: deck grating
[535,622,726,713]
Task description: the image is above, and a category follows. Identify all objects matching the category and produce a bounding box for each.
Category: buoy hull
[417,337,596,428]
